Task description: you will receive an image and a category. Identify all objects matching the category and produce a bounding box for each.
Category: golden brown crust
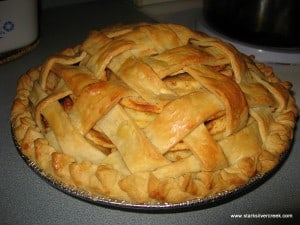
[11,23,298,203]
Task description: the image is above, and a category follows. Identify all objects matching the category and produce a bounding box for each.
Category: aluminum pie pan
[12,130,291,212]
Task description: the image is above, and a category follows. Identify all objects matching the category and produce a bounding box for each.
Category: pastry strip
[35,90,106,164]
[116,57,177,107]
[98,104,170,173]
[40,51,87,90]
[51,65,98,95]
[144,91,224,153]
[190,38,246,83]
[219,122,261,166]
[185,64,248,136]
[152,155,201,179]
[80,30,110,55]
[183,123,228,171]
[86,39,134,80]
[144,45,212,78]
[69,79,135,135]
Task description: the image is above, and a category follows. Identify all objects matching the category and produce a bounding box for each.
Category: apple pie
[11,23,298,204]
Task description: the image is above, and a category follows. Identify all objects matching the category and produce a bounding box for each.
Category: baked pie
[11,23,298,204]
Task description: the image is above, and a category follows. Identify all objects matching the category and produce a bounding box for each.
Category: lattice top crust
[11,23,298,203]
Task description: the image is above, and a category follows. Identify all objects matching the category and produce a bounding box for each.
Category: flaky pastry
[11,23,298,204]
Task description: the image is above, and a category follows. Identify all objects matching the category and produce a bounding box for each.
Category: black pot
[203,0,300,49]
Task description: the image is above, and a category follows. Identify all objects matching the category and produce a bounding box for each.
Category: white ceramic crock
[0,0,38,54]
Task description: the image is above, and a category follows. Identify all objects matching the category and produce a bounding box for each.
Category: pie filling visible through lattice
[11,23,298,204]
